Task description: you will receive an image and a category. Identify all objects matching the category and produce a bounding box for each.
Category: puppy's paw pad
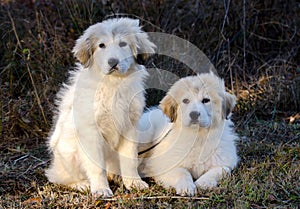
[92,188,113,198]
[123,179,149,190]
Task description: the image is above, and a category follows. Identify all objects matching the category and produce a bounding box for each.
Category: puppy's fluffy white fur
[138,72,238,196]
[45,18,156,197]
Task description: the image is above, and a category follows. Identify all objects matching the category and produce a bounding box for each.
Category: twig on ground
[99,195,209,201]
[13,154,30,165]
[26,64,48,126]
[31,159,50,170]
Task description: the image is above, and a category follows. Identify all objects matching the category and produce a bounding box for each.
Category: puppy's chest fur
[173,128,220,177]
[94,75,145,145]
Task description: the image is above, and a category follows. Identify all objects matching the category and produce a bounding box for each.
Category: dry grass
[1,123,299,208]
[0,0,299,208]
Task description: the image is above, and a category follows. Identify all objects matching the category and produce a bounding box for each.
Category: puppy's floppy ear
[72,35,96,68]
[222,92,236,119]
[159,94,178,122]
[132,21,156,65]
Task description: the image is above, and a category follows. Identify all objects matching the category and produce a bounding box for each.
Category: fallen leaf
[104,202,112,209]
[268,194,276,202]
[23,197,42,205]
[123,194,131,199]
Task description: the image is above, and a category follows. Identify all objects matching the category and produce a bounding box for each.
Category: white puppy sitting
[46,18,156,197]
[138,72,239,196]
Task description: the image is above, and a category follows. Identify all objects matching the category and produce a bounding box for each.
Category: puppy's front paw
[123,178,149,190]
[91,188,113,198]
[175,179,197,196]
[69,180,90,192]
[195,176,218,189]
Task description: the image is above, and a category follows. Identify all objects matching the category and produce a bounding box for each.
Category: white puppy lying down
[138,72,239,196]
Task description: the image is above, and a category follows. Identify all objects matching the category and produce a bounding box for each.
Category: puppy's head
[160,72,236,128]
[72,18,156,75]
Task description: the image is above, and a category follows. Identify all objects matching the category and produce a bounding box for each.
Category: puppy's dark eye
[99,43,106,48]
[182,98,190,104]
[119,42,127,47]
[202,98,210,103]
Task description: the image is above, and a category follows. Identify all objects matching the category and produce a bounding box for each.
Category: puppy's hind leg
[45,151,84,186]
[69,180,90,192]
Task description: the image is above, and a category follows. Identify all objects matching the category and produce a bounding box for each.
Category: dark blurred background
[1,0,299,138]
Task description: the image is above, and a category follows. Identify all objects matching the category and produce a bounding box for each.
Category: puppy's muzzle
[108,58,119,73]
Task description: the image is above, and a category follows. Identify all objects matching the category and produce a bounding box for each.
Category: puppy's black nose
[190,111,200,120]
[108,58,119,67]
